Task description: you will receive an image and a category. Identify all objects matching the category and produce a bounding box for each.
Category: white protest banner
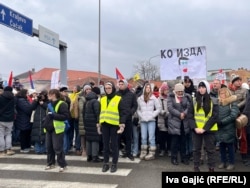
[51,70,60,89]
[160,46,207,80]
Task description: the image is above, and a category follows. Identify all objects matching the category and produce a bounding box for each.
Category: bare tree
[133,60,160,81]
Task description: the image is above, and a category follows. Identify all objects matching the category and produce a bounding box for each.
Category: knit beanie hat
[83,85,91,92]
[92,86,101,95]
[119,79,128,88]
[4,86,13,92]
[198,80,210,94]
[160,82,169,91]
[231,74,241,83]
[174,83,184,92]
[59,87,68,92]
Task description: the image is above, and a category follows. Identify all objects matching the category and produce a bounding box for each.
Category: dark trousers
[46,131,67,168]
[20,129,31,150]
[158,131,170,151]
[170,134,187,161]
[102,123,119,164]
[192,131,216,168]
[118,119,133,155]
[170,122,187,161]
[220,142,235,164]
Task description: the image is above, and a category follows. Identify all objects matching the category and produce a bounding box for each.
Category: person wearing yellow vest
[44,89,70,173]
[68,85,81,154]
[97,81,127,173]
[189,80,219,172]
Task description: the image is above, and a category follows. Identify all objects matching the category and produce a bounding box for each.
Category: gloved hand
[97,124,102,135]
[48,112,54,119]
[117,124,125,134]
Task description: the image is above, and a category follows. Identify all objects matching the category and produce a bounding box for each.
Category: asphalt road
[0,147,249,188]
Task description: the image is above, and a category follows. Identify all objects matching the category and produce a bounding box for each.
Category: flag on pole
[8,71,13,86]
[51,70,60,89]
[133,73,140,81]
[115,67,125,80]
[29,71,34,89]
[217,69,226,84]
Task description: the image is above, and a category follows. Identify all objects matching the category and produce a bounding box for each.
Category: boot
[145,146,156,161]
[139,145,148,160]
[171,157,179,165]
[92,156,103,163]
[241,154,248,164]
[81,136,86,157]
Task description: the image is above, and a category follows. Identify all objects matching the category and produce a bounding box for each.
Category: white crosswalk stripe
[0,152,140,188]
[0,179,117,188]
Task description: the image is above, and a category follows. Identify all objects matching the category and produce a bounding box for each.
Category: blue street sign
[0,3,33,36]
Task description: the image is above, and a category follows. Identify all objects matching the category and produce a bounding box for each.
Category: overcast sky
[0,0,250,81]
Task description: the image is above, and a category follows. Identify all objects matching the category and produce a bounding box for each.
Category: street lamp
[148,54,160,63]
[98,0,101,86]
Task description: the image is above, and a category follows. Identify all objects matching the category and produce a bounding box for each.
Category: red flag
[115,67,125,80]
[29,71,34,89]
[8,71,13,86]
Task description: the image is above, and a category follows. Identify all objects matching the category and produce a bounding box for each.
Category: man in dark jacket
[117,79,138,161]
[0,86,15,156]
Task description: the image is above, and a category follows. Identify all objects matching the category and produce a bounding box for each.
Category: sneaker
[132,153,138,158]
[127,154,134,161]
[45,165,55,170]
[226,164,235,170]
[20,149,30,153]
[59,166,67,172]
[159,150,165,157]
[0,151,6,157]
[218,163,226,169]
[6,149,15,155]
[110,164,117,173]
[102,164,109,172]
[209,168,215,172]
[194,166,200,172]
[167,151,171,157]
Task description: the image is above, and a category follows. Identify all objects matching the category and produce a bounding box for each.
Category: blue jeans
[140,121,156,147]
[63,130,70,154]
[34,141,46,154]
[132,125,139,155]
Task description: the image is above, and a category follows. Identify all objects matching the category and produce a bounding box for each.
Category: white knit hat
[198,80,210,94]
[174,83,184,92]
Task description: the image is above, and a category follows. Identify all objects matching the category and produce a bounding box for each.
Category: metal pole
[98,0,101,86]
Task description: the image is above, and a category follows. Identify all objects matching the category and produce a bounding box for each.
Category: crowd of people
[0,75,250,173]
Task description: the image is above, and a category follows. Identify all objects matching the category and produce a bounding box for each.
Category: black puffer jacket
[84,92,100,142]
[31,100,49,144]
[0,91,15,122]
[116,88,138,120]
[15,96,36,130]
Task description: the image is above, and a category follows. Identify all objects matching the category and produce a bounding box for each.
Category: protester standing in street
[0,86,15,156]
[44,89,69,172]
[98,81,127,173]
[117,79,138,161]
[189,80,219,172]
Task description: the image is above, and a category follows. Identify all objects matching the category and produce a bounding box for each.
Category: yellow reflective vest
[194,101,218,131]
[44,100,66,134]
[100,95,121,126]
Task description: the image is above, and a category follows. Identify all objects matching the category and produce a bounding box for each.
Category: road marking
[0,163,132,176]
[0,179,118,188]
[3,153,141,163]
